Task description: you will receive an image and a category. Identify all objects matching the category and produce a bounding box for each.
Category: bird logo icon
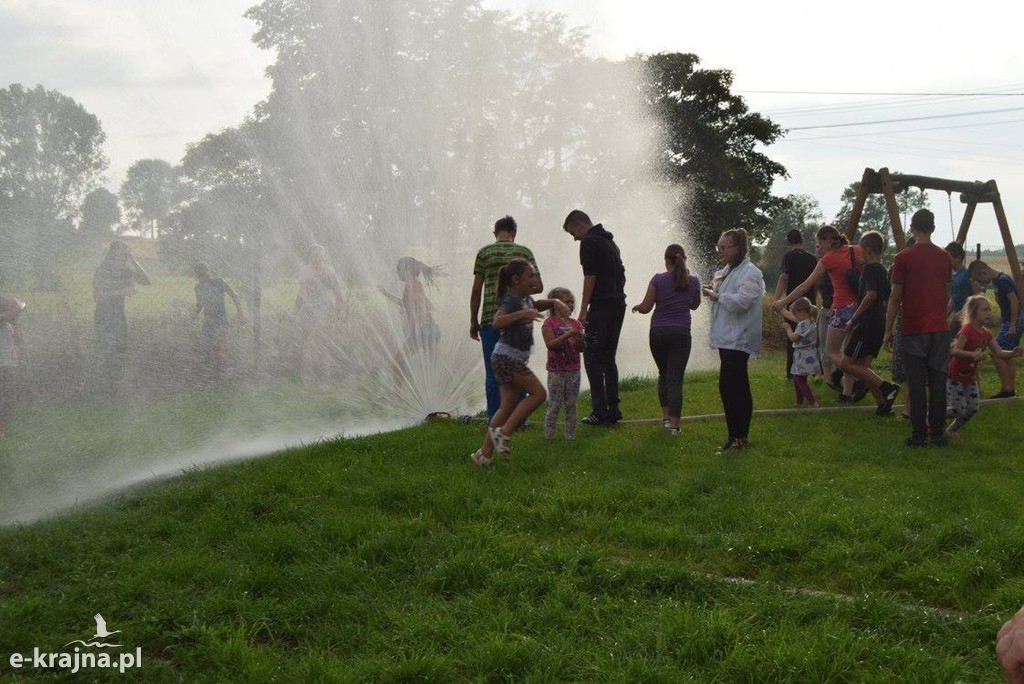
[64,614,122,648]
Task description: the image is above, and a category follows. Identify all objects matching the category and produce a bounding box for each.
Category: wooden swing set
[843,167,1024,292]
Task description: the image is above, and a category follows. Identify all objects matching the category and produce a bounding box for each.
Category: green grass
[1,353,1021,681]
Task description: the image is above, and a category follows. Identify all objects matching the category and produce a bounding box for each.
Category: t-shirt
[543,316,583,372]
[297,264,339,309]
[650,272,701,328]
[781,248,818,302]
[473,241,538,325]
[495,293,535,353]
[891,243,953,335]
[993,272,1019,324]
[579,224,626,305]
[949,324,992,383]
[819,245,862,309]
[857,262,890,323]
[950,267,974,315]
[195,278,228,328]
[793,319,816,350]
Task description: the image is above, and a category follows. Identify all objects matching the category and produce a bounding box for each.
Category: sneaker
[582,413,603,426]
[607,409,623,424]
[904,435,928,448]
[662,419,671,429]
[991,389,1016,399]
[837,394,853,403]
[930,435,949,447]
[488,426,510,457]
[877,382,900,415]
[470,449,491,466]
[716,438,745,453]
[667,427,680,436]
[851,381,868,402]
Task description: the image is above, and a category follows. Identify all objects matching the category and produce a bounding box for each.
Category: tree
[0,84,108,285]
[833,177,929,245]
[637,53,788,261]
[759,194,824,285]
[119,159,177,238]
[79,188,121,240]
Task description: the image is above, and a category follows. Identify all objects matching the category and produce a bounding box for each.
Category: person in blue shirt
[968,260,1021,398]
[945,242,980,336]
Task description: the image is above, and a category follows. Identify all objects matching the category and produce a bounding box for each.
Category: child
[779,297,821,408]
[0,297,26,438]
[193,262,246,380]
[378,257,445,353]
[968,260,1022,397]
[542,287,585,441]
[471,259,567,465]
[947,294,1022,435]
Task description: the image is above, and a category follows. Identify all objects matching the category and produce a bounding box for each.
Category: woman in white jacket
[702,228,765,452]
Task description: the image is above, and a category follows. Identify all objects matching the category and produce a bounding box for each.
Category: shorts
[996,314,1024,350]
[491,353,533,386]
[845,318,884,359]
[829,303,856,331]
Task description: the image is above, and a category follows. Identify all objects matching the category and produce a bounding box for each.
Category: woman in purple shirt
[632,244,702,434]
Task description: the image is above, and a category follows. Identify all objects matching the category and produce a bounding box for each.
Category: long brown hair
[664,244,690,290]
[721,228,749,266]
[496,258,532,304]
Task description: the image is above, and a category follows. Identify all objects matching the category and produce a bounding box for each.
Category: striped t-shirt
[473,240,539,325]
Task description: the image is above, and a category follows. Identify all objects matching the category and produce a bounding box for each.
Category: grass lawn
[1,352,1022,681]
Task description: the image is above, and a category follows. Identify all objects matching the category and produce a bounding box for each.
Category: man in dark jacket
[563,209,626,425]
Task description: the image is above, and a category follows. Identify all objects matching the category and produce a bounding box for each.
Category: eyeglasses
[716,243,736,252]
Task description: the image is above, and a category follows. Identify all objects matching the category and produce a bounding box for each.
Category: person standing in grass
[193,262,246,381]
[778,298,820,408]
[93,240,151,396]
[631,243,702,435]
[836,231,901,415]
[774,229,818,380]
[703,228,764,453]
[0,297,26,438]
[294,243,343,382]
[947,295,1022,437]
[379,257,445,354]
[470,259,567,466]
[542,287,585,441]
[946,241,980,336]
[968,260,1021,398]
[469,216,542,420]
[884,209,953,447]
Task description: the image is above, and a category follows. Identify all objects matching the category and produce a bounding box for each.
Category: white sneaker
[489,426,510,457]
[470,449,491,466]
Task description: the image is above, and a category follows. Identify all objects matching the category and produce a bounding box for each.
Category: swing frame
[843,167,1024,292]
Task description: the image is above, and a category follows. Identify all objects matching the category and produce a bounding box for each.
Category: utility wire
[781,116,1024,142]
[786,106,1024,131]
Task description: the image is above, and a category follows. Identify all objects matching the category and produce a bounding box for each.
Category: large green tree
[119,159,177,239]
[638,53,787,261]
[78,188,121,241]
[0,84,108,285]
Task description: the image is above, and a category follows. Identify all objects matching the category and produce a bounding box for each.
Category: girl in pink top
[542,287,586,440]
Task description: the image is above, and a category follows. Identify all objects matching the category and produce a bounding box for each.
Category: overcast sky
[3,0,1023,247]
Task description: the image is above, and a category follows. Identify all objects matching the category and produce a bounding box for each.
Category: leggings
[793,375,817,405]
[649,326,692,419]
[545,370,581,440]
[719,348,753,440]
[947,379,980,421]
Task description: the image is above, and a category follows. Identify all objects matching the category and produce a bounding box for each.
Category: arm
[1009,292,1019,334]
[631,284,656,314]
[845,290,877,330]
[950,332,982,361]
[129,256,151,286]
[989,338,1022,361]
[883,283,904,349]
[542,320,581,350]
[778,307,798,323]
[224,281,246,323]
[469,274,484,340]
[780,321,801,343]
[716,268,765,313]
[378,286,402,305]
[691,280,702,310]
[578,274,596,326]
[774,272,789,301]
[493,305,541,331]
[774,261,824,310]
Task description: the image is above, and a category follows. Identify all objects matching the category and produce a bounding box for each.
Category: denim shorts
[996,314,1024,350]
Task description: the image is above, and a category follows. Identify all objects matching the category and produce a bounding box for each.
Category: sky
[3,0,1024,247]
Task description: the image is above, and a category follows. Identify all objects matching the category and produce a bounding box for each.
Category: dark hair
[945,241,966,261]
[785,229,804,245]
[496,258,532,303]
[816,225,847,247]
[664,244,690,290]
[721,228,749,265]
[968,260,991,279]
[562,209,592,230]
[493,215,517,235]
[397,257,446,287]
[910,209,935,233]
[859,230,886,256]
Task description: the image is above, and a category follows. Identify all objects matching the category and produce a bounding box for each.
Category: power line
[781,116,1024,141]
[786,106,1024,131]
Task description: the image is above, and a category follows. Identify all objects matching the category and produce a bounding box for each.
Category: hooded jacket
[709,257,765,356]
[579,224,626,305]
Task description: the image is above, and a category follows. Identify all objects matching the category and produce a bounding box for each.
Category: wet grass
[0,353,1021,681]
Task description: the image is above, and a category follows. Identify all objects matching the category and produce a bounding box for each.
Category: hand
[973,350,985,362]
[523,308,543,322]
[998,604,1024,683]
[578,310,588,328]
[1013,347,1022,358]
[883,332,893,352]
[771,299,785,313]
[470,321,480,341]
[631,305,640,313]
[552,299,570,317]
[845,319,857,333]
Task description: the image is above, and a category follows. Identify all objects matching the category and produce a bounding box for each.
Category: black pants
[901,332,950,440]
[584,303,626,416]
[649,326,692,419]
[719,348,752,440]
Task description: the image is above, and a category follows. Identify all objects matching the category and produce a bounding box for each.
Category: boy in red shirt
[884,209,954,447]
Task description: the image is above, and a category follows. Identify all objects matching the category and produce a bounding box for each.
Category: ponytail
[496,258,531,305]
[664,244,689,291]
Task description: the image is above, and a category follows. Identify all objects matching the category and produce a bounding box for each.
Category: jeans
[719,348,753,440]
[901,332,950,440]
[480,325,500,419]
[649,326,692,419]
[584,303,626,416]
